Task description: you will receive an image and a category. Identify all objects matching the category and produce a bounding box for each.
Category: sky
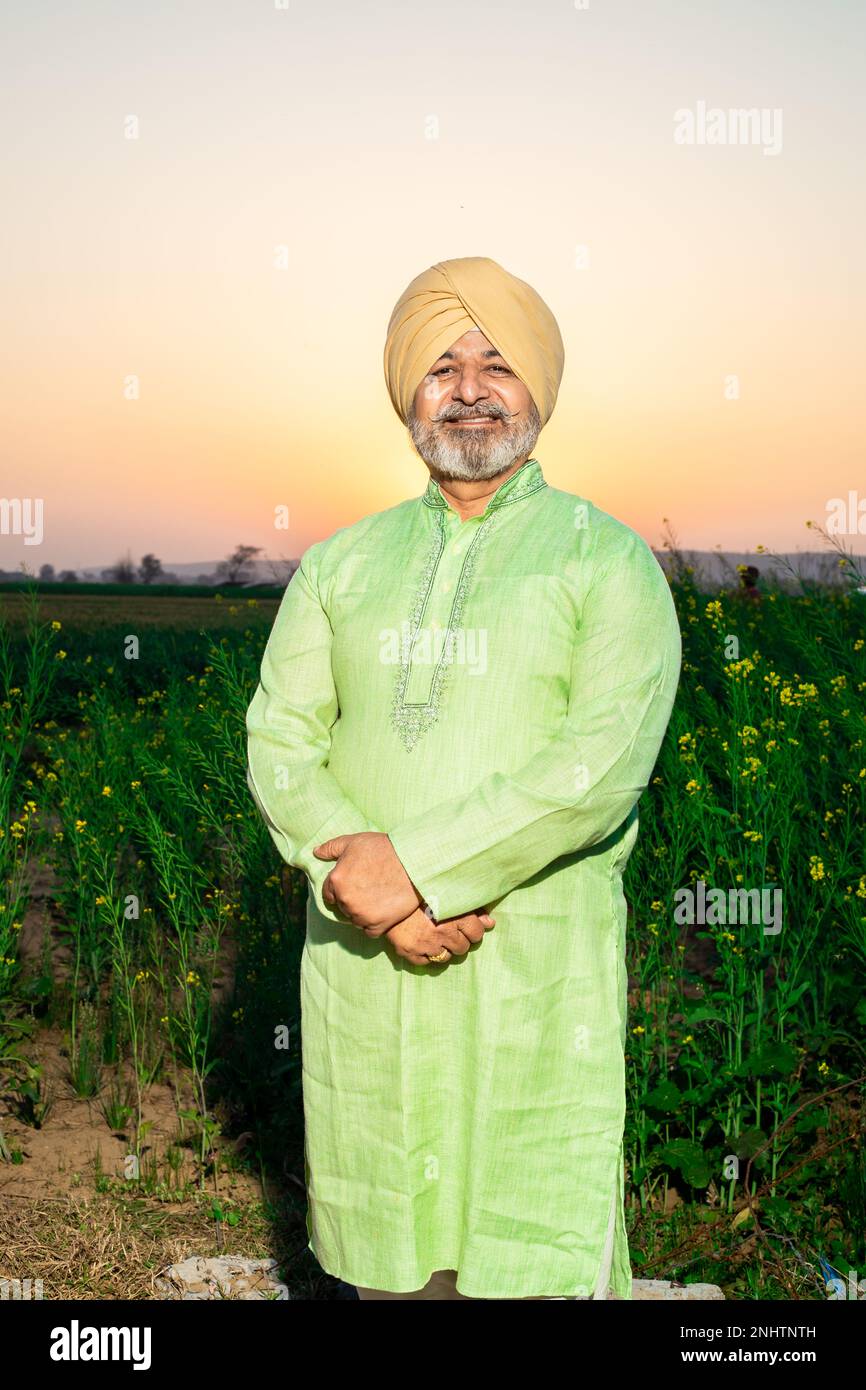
[1,0,864,573]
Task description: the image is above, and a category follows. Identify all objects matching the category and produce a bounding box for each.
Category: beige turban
[383,255,565,428]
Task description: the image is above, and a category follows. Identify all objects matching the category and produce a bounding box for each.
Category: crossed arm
[245,532,682,933]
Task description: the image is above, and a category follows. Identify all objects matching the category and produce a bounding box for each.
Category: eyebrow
[434,348,505,363]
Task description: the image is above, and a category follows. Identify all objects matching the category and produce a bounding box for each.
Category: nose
[451,364,489,406]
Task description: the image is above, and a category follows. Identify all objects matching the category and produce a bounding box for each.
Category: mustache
[432,403,517,422]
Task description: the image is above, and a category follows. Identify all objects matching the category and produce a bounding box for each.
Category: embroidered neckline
[421,457,546,513]
[391,458,547,752]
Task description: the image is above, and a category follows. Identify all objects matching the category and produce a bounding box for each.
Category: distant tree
[102,552,136,584]
[266,557,299,586]
[215,544,262,586]
[39,563,55,582]
[138,553,164,585]
[58,569,79,582]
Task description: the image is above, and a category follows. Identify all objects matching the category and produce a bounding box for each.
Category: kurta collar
[421,457,547,514]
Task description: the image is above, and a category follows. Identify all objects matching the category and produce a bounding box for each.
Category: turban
[383,255,565,429]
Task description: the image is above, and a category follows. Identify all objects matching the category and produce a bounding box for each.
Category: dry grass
[0,593,279,630]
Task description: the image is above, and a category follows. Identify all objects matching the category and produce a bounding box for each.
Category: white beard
[407,401,542,482]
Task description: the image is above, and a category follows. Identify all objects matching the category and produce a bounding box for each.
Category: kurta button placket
[391,459,549,751]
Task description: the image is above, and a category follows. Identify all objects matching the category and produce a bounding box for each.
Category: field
[0,564,864,1300]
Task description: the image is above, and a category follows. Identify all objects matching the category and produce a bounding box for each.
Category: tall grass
[0,569,863,1295]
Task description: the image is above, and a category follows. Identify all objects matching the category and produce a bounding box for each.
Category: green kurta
[245,456,681,1299]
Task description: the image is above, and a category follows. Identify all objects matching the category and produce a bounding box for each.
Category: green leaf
[644,1080,683,1113]
[794,1108,828,1135]
[741,1041,799,1078]
[732,1126,767,1159]
[654,1139,712,1188]
[683,1005,724,1024]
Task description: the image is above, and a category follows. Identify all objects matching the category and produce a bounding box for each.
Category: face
[407,329,541,482]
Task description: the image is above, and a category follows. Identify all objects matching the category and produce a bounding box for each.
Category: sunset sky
[2,0,864,574]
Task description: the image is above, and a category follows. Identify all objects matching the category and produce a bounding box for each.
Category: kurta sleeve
[386,528,682,920]
[245,542,381,924]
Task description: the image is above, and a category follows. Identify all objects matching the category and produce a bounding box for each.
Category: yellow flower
[55,649,67,661]
[101,785,112,797]
[780,681,818,706]
[74,819,87,833]
[685,779,701,795]
[51,620,62,630]
[817,1061,830,1076]
[809,856,825,881]
[631,1025,646,1035]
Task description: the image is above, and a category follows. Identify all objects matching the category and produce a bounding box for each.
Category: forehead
[429,328,507,366]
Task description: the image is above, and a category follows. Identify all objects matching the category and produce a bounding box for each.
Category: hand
[384,905,496,967]
[313,831,422,934]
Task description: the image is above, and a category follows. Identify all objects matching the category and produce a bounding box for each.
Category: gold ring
[426,948,451,963]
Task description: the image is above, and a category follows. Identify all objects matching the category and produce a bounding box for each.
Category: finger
[453,913,495,941]
[313,837,346,860]
[417,923,463,955]
[397,946,437,967]
[434,929,470,956]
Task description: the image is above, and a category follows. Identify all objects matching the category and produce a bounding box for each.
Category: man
[245,255,681,1301]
